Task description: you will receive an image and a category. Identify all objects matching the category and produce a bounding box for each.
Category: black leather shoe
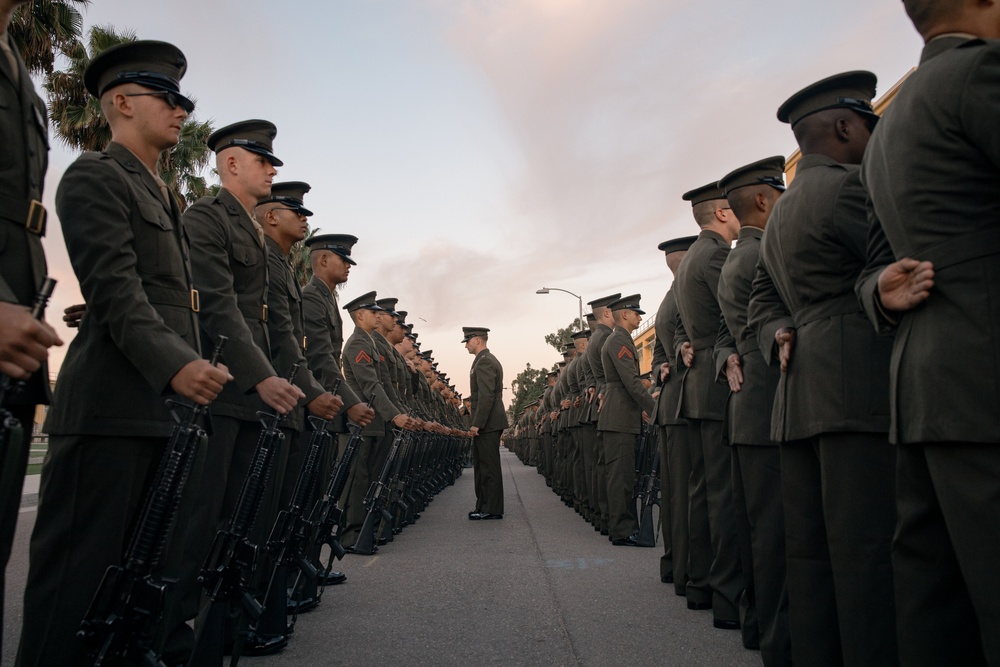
[317,570,347,586]
[687,599,712,610]
[714,618,740,630]
[611,534,640,546]
[240,630,288,656]
[286,595,319,615]
[479,513,503,520]
[468,511,483,520]
[344,544,377,554]
[600,528,609,536]
[661,574,674,584]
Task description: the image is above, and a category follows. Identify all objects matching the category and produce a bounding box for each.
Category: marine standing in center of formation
[463,327,507,520]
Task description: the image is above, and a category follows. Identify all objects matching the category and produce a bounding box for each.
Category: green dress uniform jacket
[674,230,731,421]
[749,154,891,442]
[46,143,201,437]
[0,33,50,406]
[598,327,654,434]
[854,35,1000,667]
[469,348,507,433]
[857,36,1000,445]
[566,354,585,425]
[263,236,324,431]
[652,288,684,427]
[184,188,275,421]
[343,326,401,437]
[301,276,361,430]
[373,332,406,409]
[576,349,594,426]
[584,323,613,423]
[714,227,779,446]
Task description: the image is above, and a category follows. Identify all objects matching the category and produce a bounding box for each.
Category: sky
[36,0,925,405]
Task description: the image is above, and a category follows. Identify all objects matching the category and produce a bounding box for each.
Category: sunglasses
[123,90,195,113]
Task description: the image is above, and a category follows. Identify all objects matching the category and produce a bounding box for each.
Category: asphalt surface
[3,449,763,666]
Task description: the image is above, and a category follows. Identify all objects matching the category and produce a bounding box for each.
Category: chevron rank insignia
[617,346,633,360]
[356,350,372,364]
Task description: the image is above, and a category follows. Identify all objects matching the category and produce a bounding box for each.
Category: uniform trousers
[340,435,376,548]
[731,444,758,647]
[577,425,597,519]
[569,426,585,509]
[781,432,897,667]
[593,430,610,532]
[894,441,1000,667]
[601,431,638,541]
[472,430,504,515]
[662,421,690,594]
[737,444,790,667]
[17,434,173,667]
[687,417,741,621]
[656,424,674,582]
[542,431,554,483]
[1,405,33,655]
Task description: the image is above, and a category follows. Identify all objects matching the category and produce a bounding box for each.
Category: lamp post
[535,287,584,332]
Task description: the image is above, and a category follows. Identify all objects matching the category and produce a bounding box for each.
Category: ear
[111,91,135,118]
[835,116,852,143]
[755,191,769,213]
[713,207,729,223]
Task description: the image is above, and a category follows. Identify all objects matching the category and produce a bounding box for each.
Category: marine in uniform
[301,234,375,517]
[17,41,230,666]
[0,0,62,647]
[596,295,654,545]
[340,292,411,549]
[716,157,790,666]
[674,181,743,628]
[748,71,897,666]
[175,119,305,655]
[650,237,695,593]
[256,183,347,602]
[584,293,620,535]
[855,3,1000,662]
[463,327,507,519]
[258,181,342,511]
[568,329,594,524]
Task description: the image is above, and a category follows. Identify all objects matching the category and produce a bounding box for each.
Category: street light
[536,287,584,332]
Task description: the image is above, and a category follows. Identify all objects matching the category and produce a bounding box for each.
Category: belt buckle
[262,304,268,322]
[26,200,46,235]
[190,289,200,313]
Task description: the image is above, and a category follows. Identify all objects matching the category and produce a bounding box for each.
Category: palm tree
[44,24,215,210]
[9,0,89,76]
[43,24,127,152]
[291,228,318,287]
[159,115,215,211]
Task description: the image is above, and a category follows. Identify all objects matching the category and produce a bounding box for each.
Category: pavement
[4,449,763,666]
[19,473,39,508]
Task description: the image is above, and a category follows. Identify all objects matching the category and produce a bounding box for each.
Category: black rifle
[188,365,298,667]
[264,379,342,625]
[307,410,368,601]
[0,278,55,469]
[77,335,226,667]
[632,423,654,507]
[636,442,661,547]
[352,427,405,555]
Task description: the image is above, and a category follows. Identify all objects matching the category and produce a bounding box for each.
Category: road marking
[362,556,380,568]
